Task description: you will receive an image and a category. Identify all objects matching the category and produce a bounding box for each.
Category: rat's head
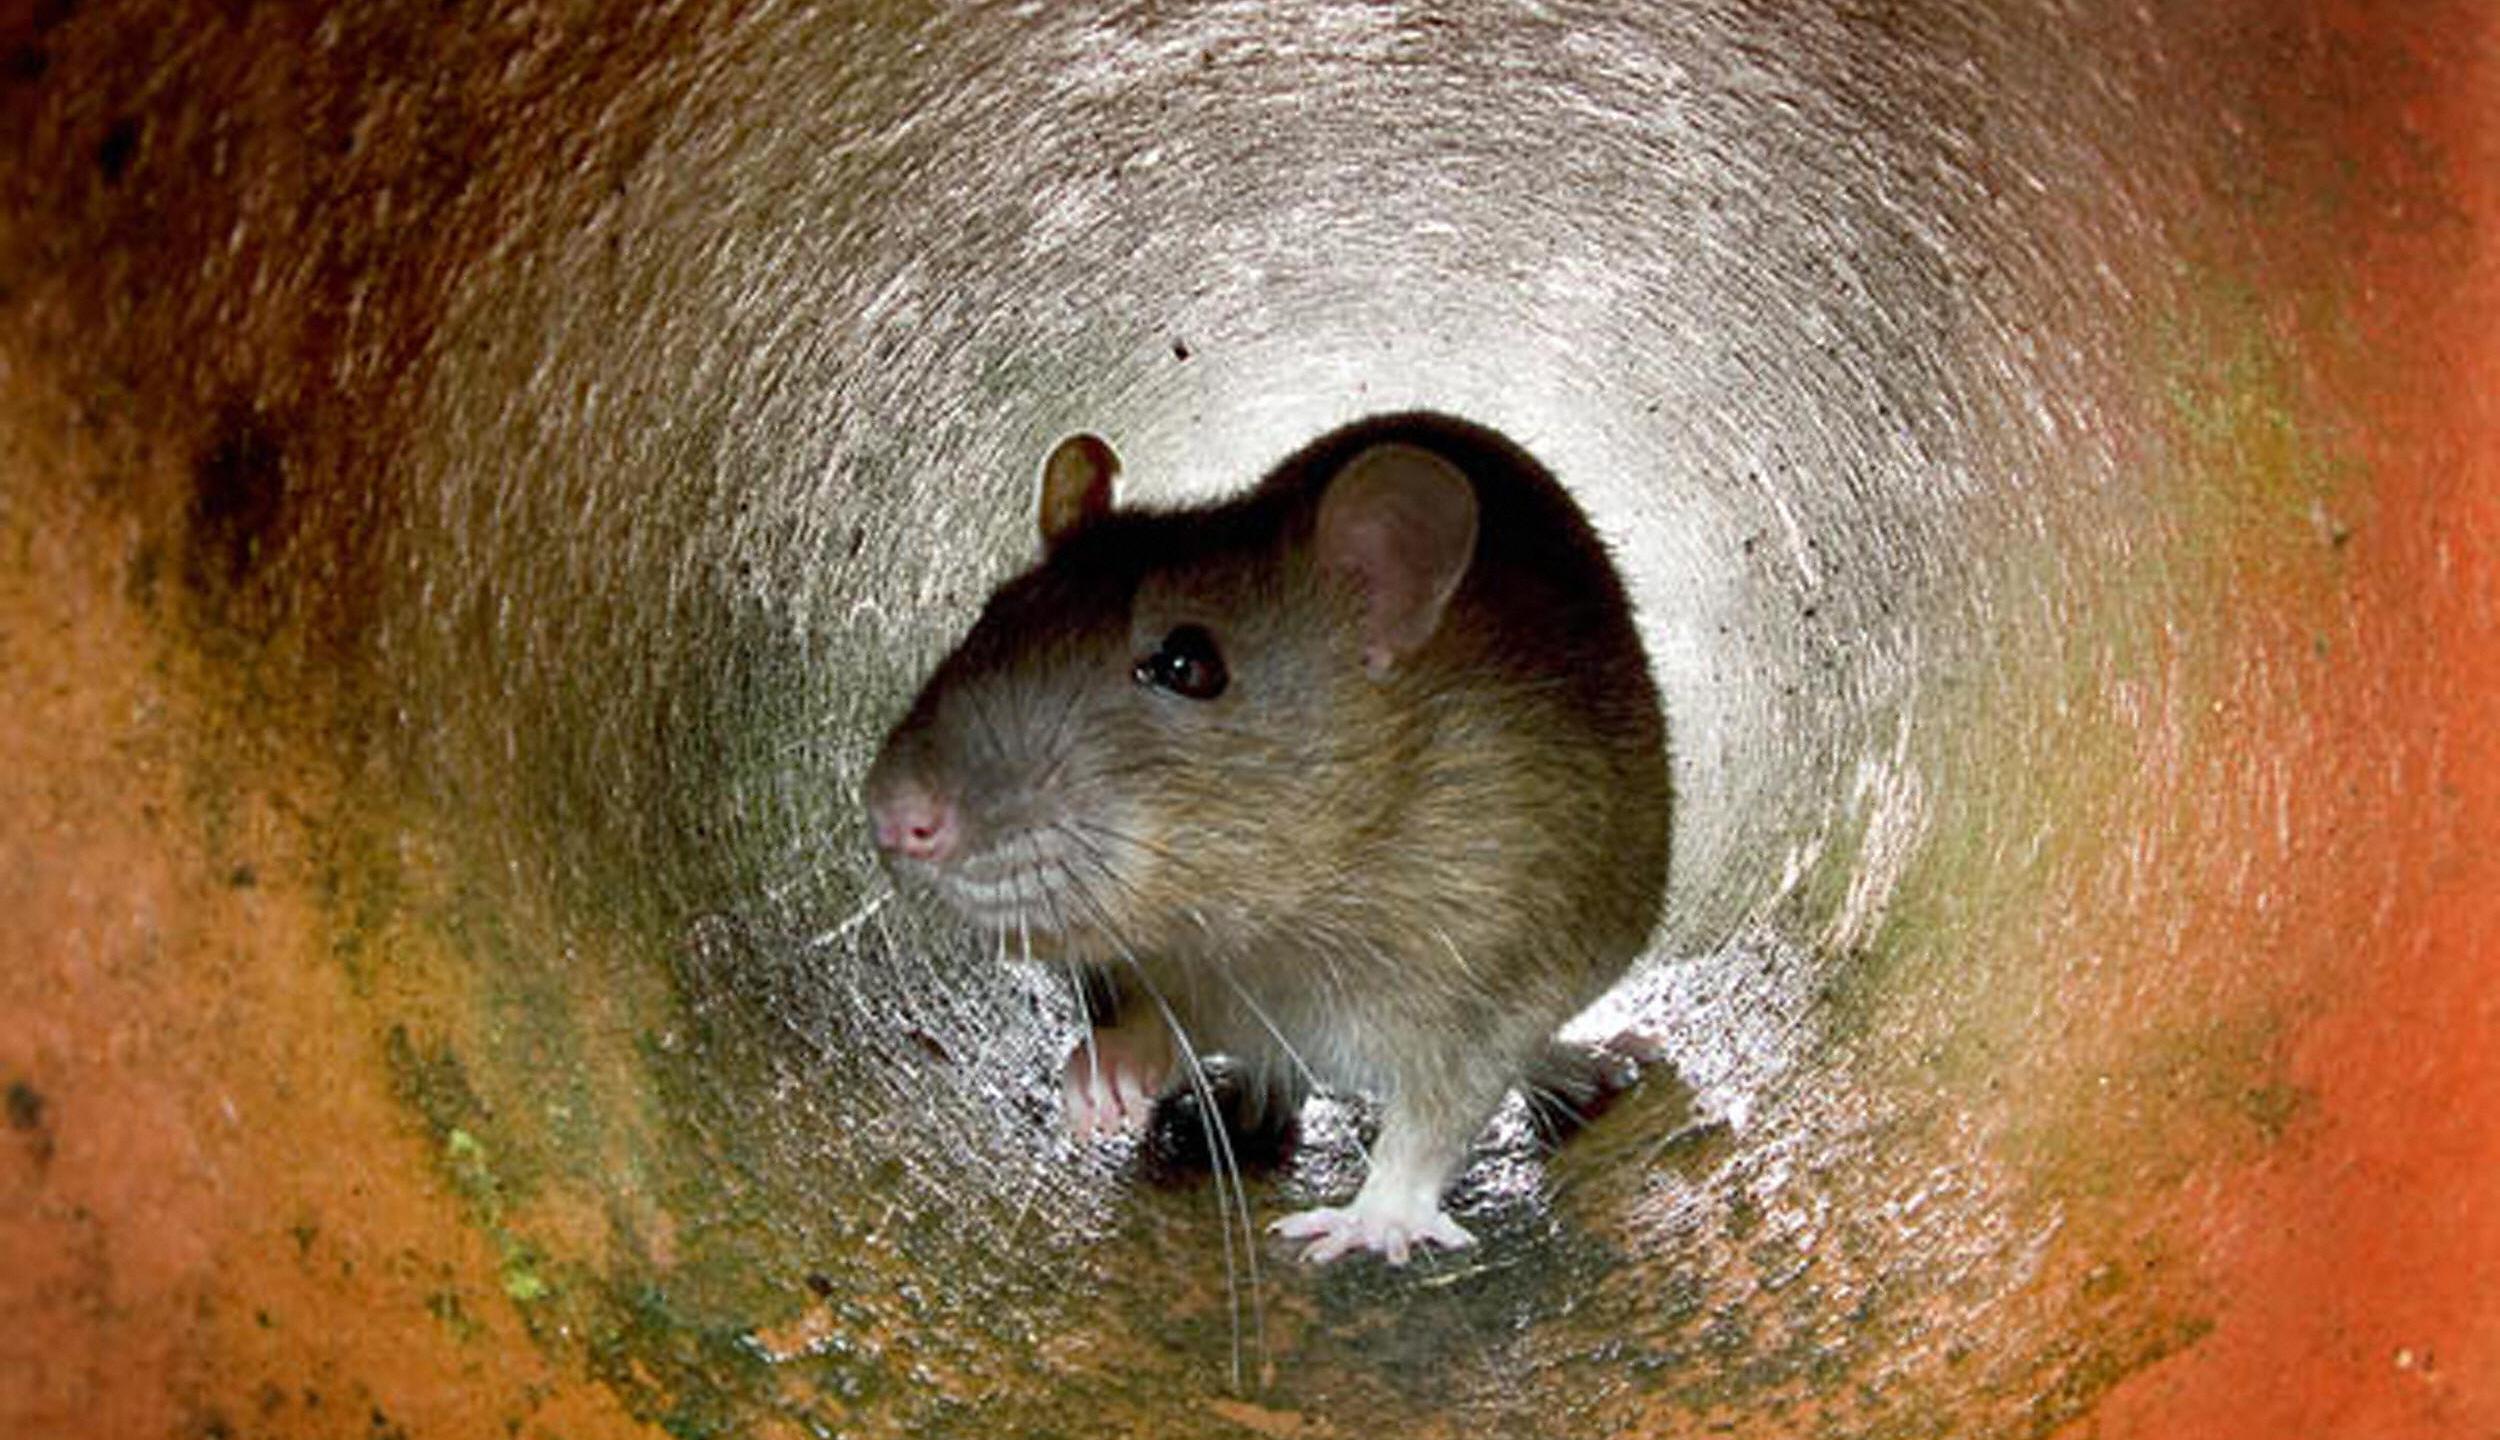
[862,430,1480,956]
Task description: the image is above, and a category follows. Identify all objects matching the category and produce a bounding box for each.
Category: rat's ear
[1039,434,1119,549]
[1315,443,1479,678]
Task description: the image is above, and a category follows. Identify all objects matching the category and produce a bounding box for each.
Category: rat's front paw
[1271,1197,1476,1266]
[1061,1028,1171,1138]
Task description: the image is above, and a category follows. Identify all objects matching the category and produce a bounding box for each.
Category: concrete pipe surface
[3,2,2495,1437]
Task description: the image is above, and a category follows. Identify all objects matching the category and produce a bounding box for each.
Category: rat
[863,411,1670,1264]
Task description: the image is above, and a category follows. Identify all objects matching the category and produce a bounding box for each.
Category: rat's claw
[1271,1201,1476,1266]
[1601,1023,1672,1068]
[1060,1030,1168,1138]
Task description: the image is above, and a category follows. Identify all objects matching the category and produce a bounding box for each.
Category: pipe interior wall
[2,3,2494,1437]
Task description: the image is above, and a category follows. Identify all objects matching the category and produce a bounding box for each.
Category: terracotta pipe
[2,3,2492,1435]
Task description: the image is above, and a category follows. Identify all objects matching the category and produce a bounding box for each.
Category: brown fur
[867,411,1669,1210]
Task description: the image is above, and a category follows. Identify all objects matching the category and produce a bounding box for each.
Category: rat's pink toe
[1271,1201,1475,1266]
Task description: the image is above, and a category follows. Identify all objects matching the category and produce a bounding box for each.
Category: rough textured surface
[1,2,2494,1437]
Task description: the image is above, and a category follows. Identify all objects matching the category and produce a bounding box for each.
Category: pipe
[1,2,2493,1436]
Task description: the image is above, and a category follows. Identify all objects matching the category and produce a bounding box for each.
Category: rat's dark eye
[1134,623,1228,700]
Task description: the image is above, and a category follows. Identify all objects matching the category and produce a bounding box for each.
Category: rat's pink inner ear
[1038,433,1120,548]
[1314,444,1480,678]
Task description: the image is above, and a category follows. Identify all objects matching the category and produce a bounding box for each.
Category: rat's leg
[1270,1070,1505,1265]
[1521,1025,1670,1136]
[1060,969,1177,1138]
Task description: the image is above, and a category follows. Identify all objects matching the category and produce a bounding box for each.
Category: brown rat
[863,411,1669,1264]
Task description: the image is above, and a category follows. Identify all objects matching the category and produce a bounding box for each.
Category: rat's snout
[865,765,961,865]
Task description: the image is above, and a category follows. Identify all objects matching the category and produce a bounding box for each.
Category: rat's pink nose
[869,776,960,864]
